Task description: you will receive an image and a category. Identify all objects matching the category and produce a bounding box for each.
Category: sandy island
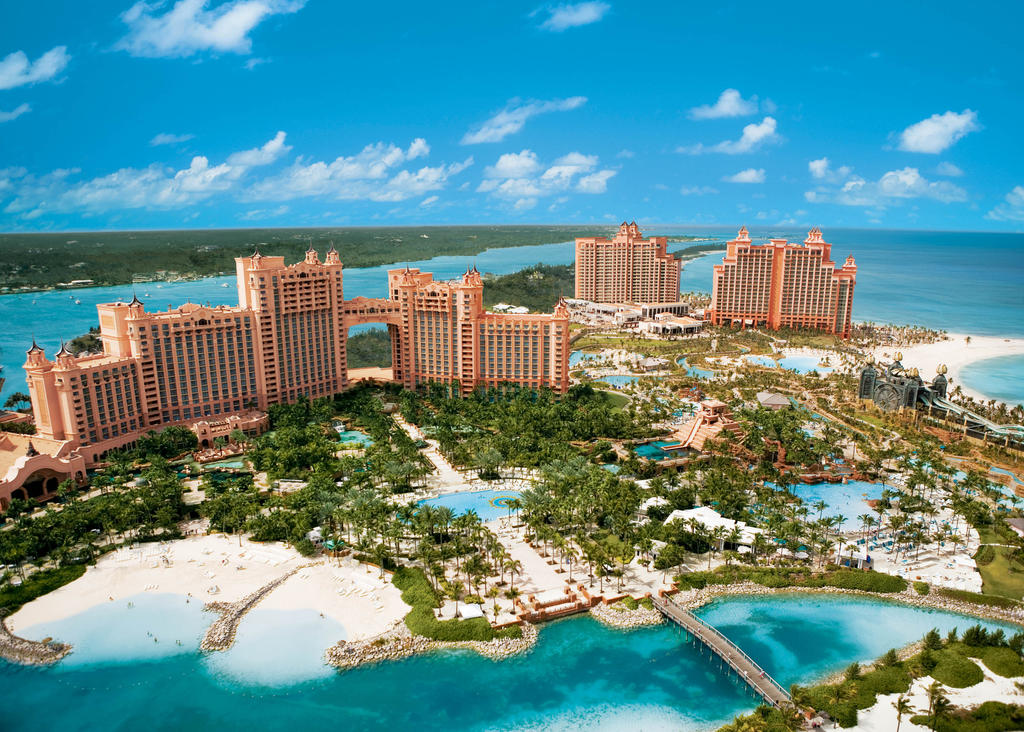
[7,534,410,643]
[871,332,1024,404]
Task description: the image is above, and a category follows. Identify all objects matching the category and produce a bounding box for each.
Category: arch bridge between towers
[342,297,405,386]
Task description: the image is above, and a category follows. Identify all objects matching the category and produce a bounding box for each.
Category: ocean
[1,227,1022,403]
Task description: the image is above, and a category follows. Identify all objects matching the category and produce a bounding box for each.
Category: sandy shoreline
[870,332,1024,404]
[7,534,409,644]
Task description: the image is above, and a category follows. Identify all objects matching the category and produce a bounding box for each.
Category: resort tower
[708,227,856,338]
[574,222,680,303]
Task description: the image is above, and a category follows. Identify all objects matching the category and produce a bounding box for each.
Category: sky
[1,1,1023,232]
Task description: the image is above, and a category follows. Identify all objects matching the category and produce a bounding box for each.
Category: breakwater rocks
[0,615,71,666]
[674,581,1024,629]
[590,600,664,629]
[326,621,539,670]
[200,565,308,652]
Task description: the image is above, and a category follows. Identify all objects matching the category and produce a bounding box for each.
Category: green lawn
[975,527,1024,600]
[597,390,630,410]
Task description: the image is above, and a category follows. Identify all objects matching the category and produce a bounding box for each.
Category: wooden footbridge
[651,595,792,709]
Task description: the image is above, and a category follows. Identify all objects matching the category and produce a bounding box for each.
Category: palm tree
[893,694,915,732]
[448,579,465,617]
[926,680,947,725]
[487,586,501,621]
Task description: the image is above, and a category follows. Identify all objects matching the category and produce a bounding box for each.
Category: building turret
[736,225,751,243]
[304,244,320,265]
[858,356,878,399]
[932,364,948,398]
[324,244,341,266]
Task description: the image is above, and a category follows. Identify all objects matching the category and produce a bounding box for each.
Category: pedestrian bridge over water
[650,594,792,709]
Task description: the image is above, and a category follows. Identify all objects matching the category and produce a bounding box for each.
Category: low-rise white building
[663,506,763,548]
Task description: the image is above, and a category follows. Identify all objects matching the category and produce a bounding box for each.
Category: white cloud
[150,132,195,146]
[461,96,586,144]
[986,186,1024,222]
[723,168,765,184]
[688,89,757,120]
[419,195,439,208]
[678,116,779,155]
[577,169,615,193]
[484,150,541,179]
[3,132,306,218]
[514,197,537,211]
[247,139,469,202]
[808,167,968,207]
[680,185,718,196]
[898,109,979,154]
[241,204,288,219]
[616,149,635,159]
[226,130,291,167]
[935,161,964,177]
[537,2,610,31]
[808,157,852,182]
[118,0,306,58]
[0,103,31,123]
[477,149,614,204]
[0,46,70,90]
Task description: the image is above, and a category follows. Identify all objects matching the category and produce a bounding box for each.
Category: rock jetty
[326,620,538,670]
[590,600,664,629]
[0,613,72,666]
[674,581,1024,628]
[200,564,308,652]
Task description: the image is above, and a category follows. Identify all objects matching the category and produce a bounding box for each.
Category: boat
[74,299,81,304]
[221,283,229,288]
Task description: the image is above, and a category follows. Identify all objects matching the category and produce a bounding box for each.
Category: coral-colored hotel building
[23,247,570,466]
[575,222,680,303]
[709,227,856,338]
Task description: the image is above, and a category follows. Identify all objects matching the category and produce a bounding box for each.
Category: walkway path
[651,594,792,709]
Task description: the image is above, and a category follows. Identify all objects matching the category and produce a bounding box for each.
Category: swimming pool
[417,489,522,522]
[777,480,886,527]
[634,440,682,461]
[336,429,374,447]
[595,374,639,387]
[202,458,247,471]
[745,354,833,374]
[677,357,715,379]
[569,351,601,368]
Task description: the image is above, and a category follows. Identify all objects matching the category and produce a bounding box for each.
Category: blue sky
[1,0,1022,232]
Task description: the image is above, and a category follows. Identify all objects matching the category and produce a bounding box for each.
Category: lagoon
[4,592,1017,731]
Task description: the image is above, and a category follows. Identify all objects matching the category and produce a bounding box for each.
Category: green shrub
[0,565,86,614]
[975,545,996,566]
[937,588,1022,610]
[619,596,639,610]
[639,596,654,610]
[914,581,930,595]
[931,649,985,688]
[392,567,517,642]
[910,701,1024,732]
[979,647,1024,678]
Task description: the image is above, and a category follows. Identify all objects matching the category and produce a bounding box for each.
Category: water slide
[918,392,1024,439]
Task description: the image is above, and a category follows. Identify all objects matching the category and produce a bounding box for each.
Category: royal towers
[574,221,680,304]
[24,249,570,464]
[709,226,856,338]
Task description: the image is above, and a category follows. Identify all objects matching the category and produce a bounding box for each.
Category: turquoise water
[418,489,521,522]
[635,440,681,460]
[960,354,1024,406]
[336,429,374,447]
[745,355,833,374]
[202,458,246,471]
[776,480,885,527]
[596,374,638,387]
[677,357,714,379]
[569,351,600,368]
[694,593,1017,688]
[3,593,1017,732]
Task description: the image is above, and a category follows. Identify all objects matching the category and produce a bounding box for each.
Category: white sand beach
[849,667,1024,731]
[7,534,409,641]
[871,333,1024,404]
